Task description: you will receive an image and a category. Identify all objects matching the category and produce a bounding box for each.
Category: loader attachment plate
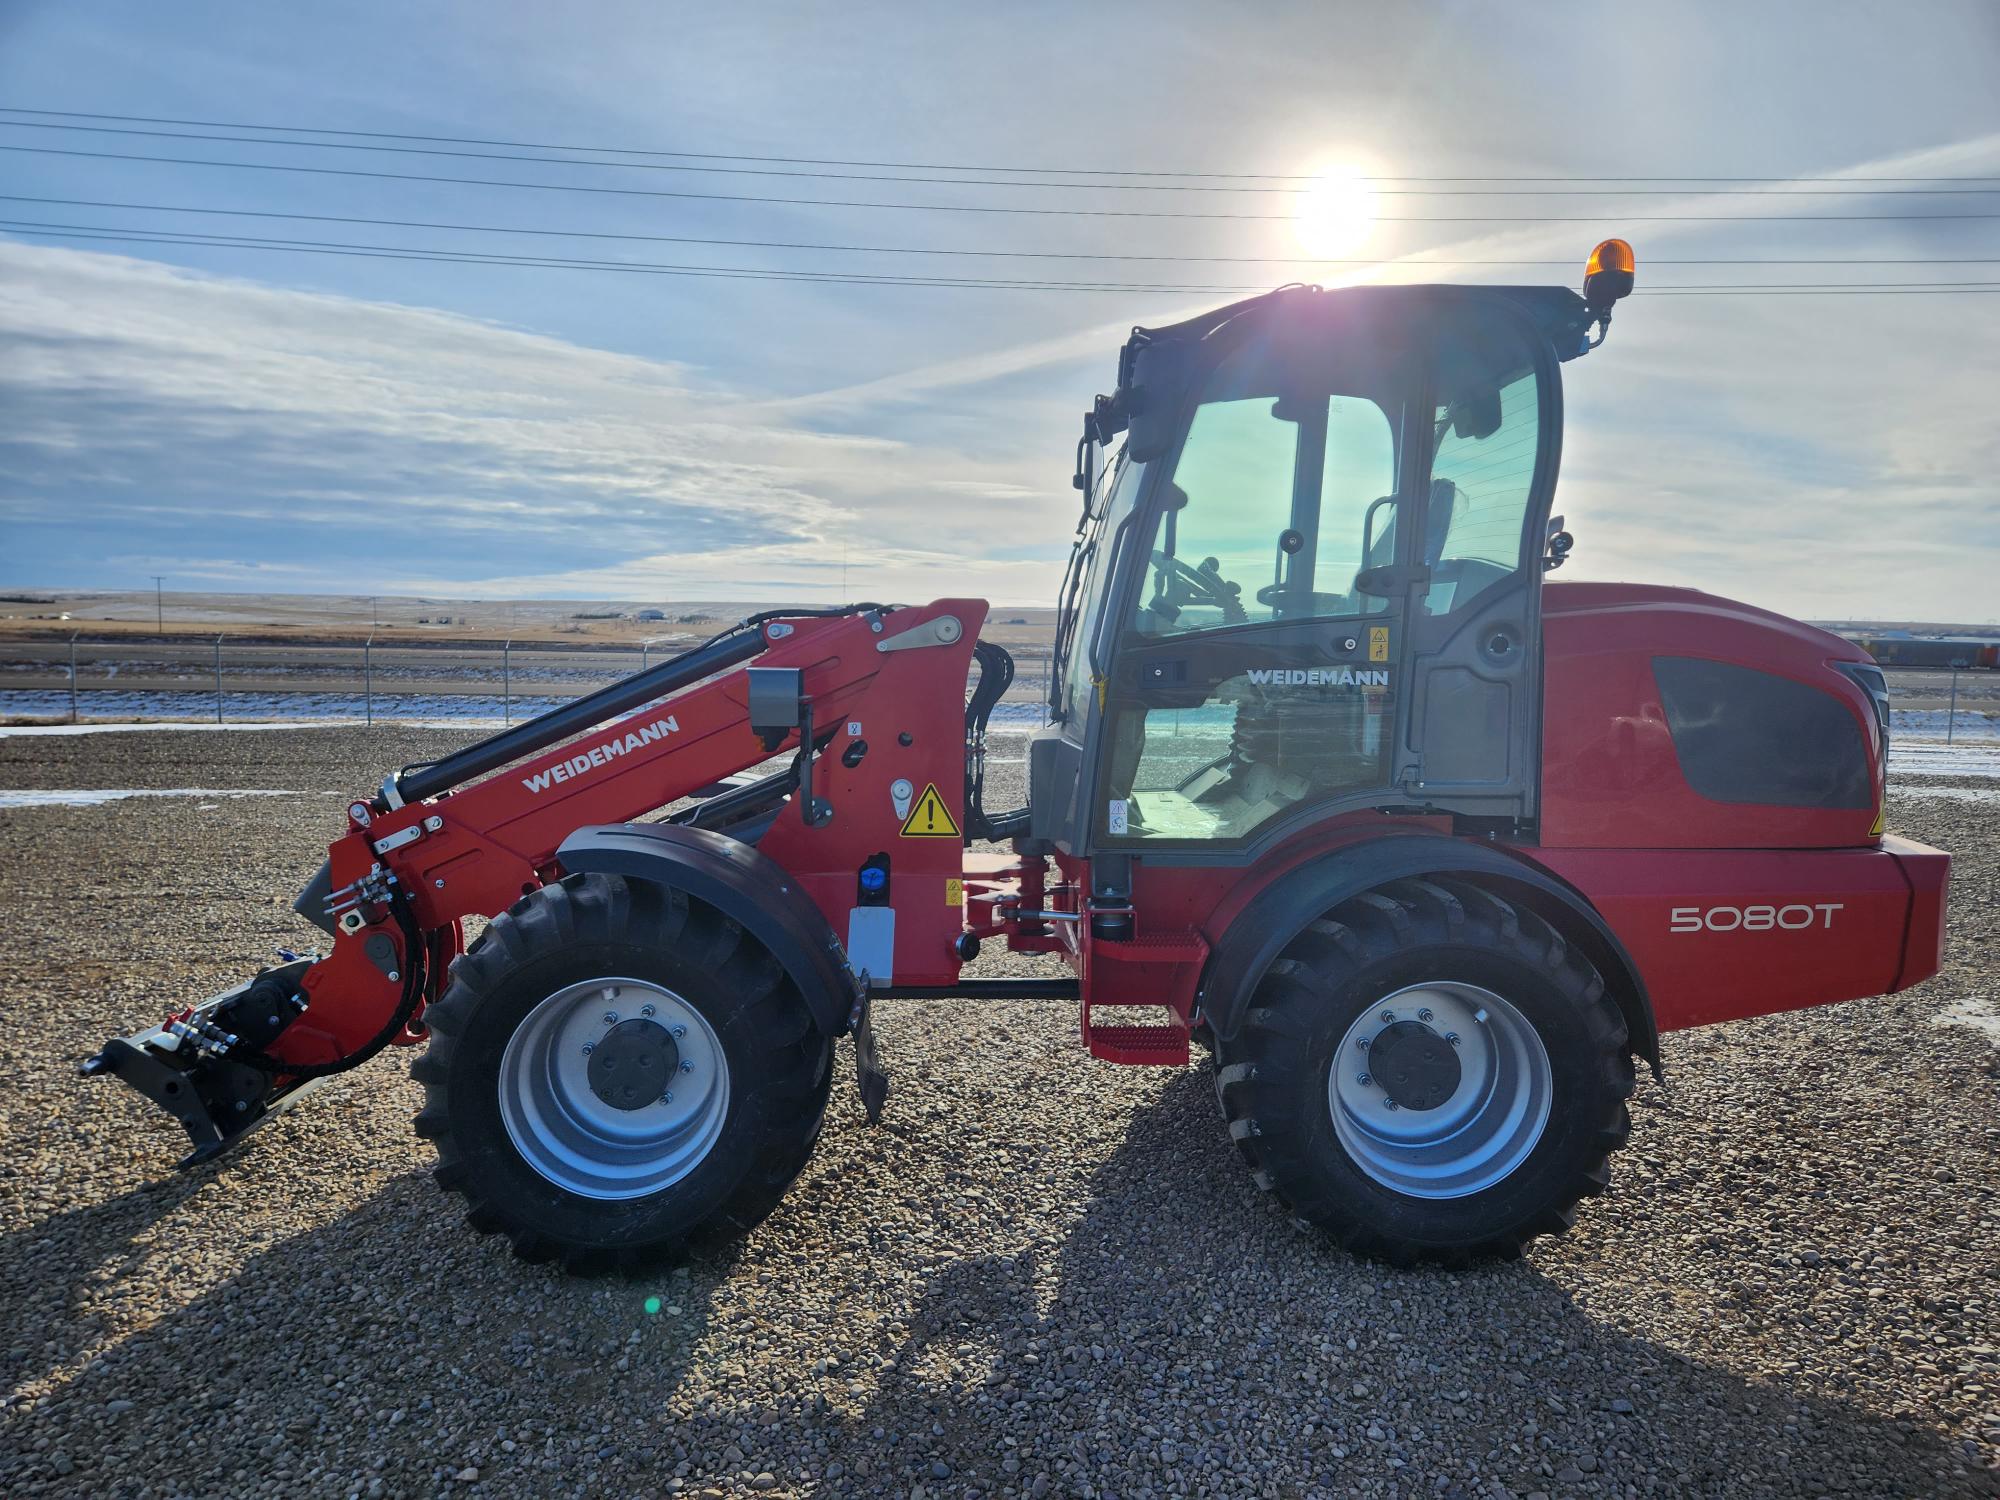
[81,969,333,1170]
[85,1032,335,1169]
[87,1036,229,1162]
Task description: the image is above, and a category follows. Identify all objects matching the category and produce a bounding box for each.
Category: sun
[1293,167,1378,260]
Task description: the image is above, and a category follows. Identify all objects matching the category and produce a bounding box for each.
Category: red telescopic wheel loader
[85,243,1950,1267]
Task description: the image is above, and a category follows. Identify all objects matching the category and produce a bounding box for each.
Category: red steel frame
[268,601,986,1072]
[258,586,1948,1083]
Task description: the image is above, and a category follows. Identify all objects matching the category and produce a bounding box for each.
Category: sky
[0,0,1997,618]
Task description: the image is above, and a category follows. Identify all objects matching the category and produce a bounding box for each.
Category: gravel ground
[0,725,1994,1500]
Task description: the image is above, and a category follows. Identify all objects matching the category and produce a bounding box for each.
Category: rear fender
[556,822,857,1037]
[1199,834,1661,1077]
[1530,837,1949,1032]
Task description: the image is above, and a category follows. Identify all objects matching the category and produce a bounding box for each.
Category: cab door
[1083,295,1559,857]
[1397,298,1562,816]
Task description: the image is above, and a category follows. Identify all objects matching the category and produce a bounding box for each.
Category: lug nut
[603,1011,619,1025]
[1445,1032,1461,1047]
[1356,1037,1370,1051]
[660,1091,674,1105]
[671,1025,687,1039]
[1357,1073,1372,1086]
[640,1004,656,1018]
[1384,1099,1400,1111]
[1417,1008,1434,1023]
[582,1041,595,1055]
[679,1059,694,1073]
[1380,1011,1396,1024]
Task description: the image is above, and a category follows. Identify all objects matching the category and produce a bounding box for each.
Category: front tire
[413,873,833,1270]
[1214,877,1633,1264]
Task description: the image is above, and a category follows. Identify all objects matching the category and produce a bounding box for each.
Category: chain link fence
[3,640,1994,756]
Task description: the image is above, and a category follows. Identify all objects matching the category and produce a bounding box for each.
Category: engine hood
[1543,580,1866,663]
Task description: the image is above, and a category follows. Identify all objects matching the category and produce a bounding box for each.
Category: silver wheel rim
[498,977,730,1200]
[1327,981,1551,1200]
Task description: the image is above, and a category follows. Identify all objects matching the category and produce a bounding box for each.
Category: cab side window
[1424,363,1540,617]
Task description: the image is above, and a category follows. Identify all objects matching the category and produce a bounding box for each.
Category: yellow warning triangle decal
[899,782,961,838]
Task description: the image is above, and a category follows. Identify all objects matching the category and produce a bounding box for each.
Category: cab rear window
[1652,656,1872,810]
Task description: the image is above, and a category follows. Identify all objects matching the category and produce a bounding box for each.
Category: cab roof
[1124,282,1596,371]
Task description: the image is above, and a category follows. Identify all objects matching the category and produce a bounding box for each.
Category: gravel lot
[0,725,1994,1499]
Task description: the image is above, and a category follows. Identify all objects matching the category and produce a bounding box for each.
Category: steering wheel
[1149,551,1246,624]
[1256,580,1359,616]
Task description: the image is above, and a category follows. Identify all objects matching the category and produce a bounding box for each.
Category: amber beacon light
[1584,238,1637,313]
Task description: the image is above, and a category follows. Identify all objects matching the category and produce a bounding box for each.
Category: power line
[5,106,1996,187]
[4,119,1996,196]
[10,221,1999,296]
[0,221,1266,292]
[13,144,2000,222]
[9,195,1999,266]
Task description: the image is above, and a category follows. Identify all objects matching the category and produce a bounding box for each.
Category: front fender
[556,822,857,1038]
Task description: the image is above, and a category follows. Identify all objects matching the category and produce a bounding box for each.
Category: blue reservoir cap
[858,865,888,893]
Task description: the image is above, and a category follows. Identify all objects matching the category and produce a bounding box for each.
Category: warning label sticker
[1369,625,1390,662]
[945,878,964,907]
[899,782,961,838]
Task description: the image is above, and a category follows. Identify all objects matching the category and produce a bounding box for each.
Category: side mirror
[1449,387,1503,440]
[1123,340,1189,463]
[1545,515,1575,571]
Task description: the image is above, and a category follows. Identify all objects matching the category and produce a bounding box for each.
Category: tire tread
[1213,876,1635,1264]
[414,871,832,1272]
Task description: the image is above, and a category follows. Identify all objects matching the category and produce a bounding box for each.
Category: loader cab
[1034,283,1595,860]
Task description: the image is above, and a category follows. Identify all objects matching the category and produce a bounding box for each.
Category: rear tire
[1213,877,1633,1264]
[413,873,833,1270]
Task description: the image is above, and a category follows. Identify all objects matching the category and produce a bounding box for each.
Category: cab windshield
[1051,445,1145,721]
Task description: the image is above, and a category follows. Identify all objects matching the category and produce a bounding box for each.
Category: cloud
[0,241,1068,602]
[3,121,1999,622]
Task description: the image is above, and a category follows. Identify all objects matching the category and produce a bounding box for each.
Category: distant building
[636,608,667,621]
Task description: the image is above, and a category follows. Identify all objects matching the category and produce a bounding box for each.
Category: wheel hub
[1327,981,1553,1200]
[586,1018,680,1111]
[497,978,730,1201]
[1366,1020,1461,1111]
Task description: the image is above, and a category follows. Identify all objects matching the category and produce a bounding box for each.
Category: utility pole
[152,575,164,635]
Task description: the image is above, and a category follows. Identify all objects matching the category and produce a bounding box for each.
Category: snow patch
[1893,785,2000,804]
[0,788,337,808]
[1890,739,2000,779]
[1932,996,2000,1050]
